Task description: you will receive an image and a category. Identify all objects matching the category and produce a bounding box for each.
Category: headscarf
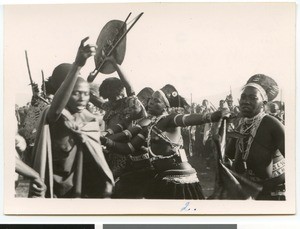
[243,74,279,102]
[46,63,73,94]
[159,84,190,112]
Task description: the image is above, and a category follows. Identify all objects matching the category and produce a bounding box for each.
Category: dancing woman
[102,85,230,199]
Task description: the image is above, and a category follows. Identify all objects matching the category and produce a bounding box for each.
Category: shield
[95,20,127,74]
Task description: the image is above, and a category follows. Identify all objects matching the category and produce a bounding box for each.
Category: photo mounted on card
[0,225,94,229]
[3,2,296,215]
[102,225,236,229]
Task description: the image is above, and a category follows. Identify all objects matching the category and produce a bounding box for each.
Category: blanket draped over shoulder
[30,107,114,198]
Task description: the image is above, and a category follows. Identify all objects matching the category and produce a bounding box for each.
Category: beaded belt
[129,152,150,162]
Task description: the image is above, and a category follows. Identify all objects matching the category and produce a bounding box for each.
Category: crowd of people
[14,37,285,200]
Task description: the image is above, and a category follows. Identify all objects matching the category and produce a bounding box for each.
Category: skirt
[145,168,205,199]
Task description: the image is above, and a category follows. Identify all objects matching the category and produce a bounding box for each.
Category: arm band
[135,124,142,130]
[137,133,146,140]
[182,114,188,127]
[123,129,133,140]
[106,138,115,148]
[173,114,181,126]
[127,142,136,153]
[107,128,114,135]
[116,124,124,131]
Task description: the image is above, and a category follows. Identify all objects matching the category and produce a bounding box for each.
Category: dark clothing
[146,165,204,199]
[30,107,114,198]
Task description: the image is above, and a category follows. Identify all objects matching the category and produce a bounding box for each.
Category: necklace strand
[238,112,266,161]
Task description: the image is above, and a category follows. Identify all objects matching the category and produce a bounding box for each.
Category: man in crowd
[30,37,114,198]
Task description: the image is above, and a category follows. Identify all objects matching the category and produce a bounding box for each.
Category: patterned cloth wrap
[104,150,128,179]
[30,107,114,198]
[19,100,48,146]
[102,96,143,127]
[103,96,145,178]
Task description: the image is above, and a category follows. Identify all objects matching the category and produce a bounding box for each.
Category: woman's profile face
[148,91,167,116]
[123,98,142,121]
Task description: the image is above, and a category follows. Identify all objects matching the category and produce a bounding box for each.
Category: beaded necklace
[237,111,266,162]
[146,113,182,161]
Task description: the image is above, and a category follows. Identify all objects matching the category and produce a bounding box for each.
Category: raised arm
[106,57,135,96]
[167,109,231,128]
[47,37,96,122]
[89,92,107,110]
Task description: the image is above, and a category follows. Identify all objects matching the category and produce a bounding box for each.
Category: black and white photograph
[0,225,94,229]
[102,225,236,229]
[3,2,296,214]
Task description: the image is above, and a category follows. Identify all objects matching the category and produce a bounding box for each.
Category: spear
[25,50,35,95]
[25,51,49,105]
[190,93,193,113]
[280,89,283,110]
[209,101,217,111]
[41,69,46,98]
[188,93,193,157]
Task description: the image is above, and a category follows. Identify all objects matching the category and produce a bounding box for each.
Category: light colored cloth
[30,107,114,198]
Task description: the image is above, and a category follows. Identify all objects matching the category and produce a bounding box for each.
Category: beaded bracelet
[106,138,115,148]
[127,142,135,153]
[137,133,146,140]
[123,129,133,140]
[116,124,124,131]
[173,114,181,126]
[129,152,150,162]
[107,128,114,135]
[182,114,189,127]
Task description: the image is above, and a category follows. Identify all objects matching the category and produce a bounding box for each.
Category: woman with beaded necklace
[102,84,230,199]
[226,74,285,200]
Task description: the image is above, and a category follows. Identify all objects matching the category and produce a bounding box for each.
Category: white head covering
[242,83,268,102]
[156,90,171,107]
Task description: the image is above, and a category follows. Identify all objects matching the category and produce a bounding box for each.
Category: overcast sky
[3,3,295,107]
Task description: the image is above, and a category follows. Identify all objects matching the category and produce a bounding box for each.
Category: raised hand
[220,108,231,119]
[75,37,97,67]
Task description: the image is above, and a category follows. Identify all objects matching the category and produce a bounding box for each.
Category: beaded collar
[237,111,266,161]
[145,113,182,160]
